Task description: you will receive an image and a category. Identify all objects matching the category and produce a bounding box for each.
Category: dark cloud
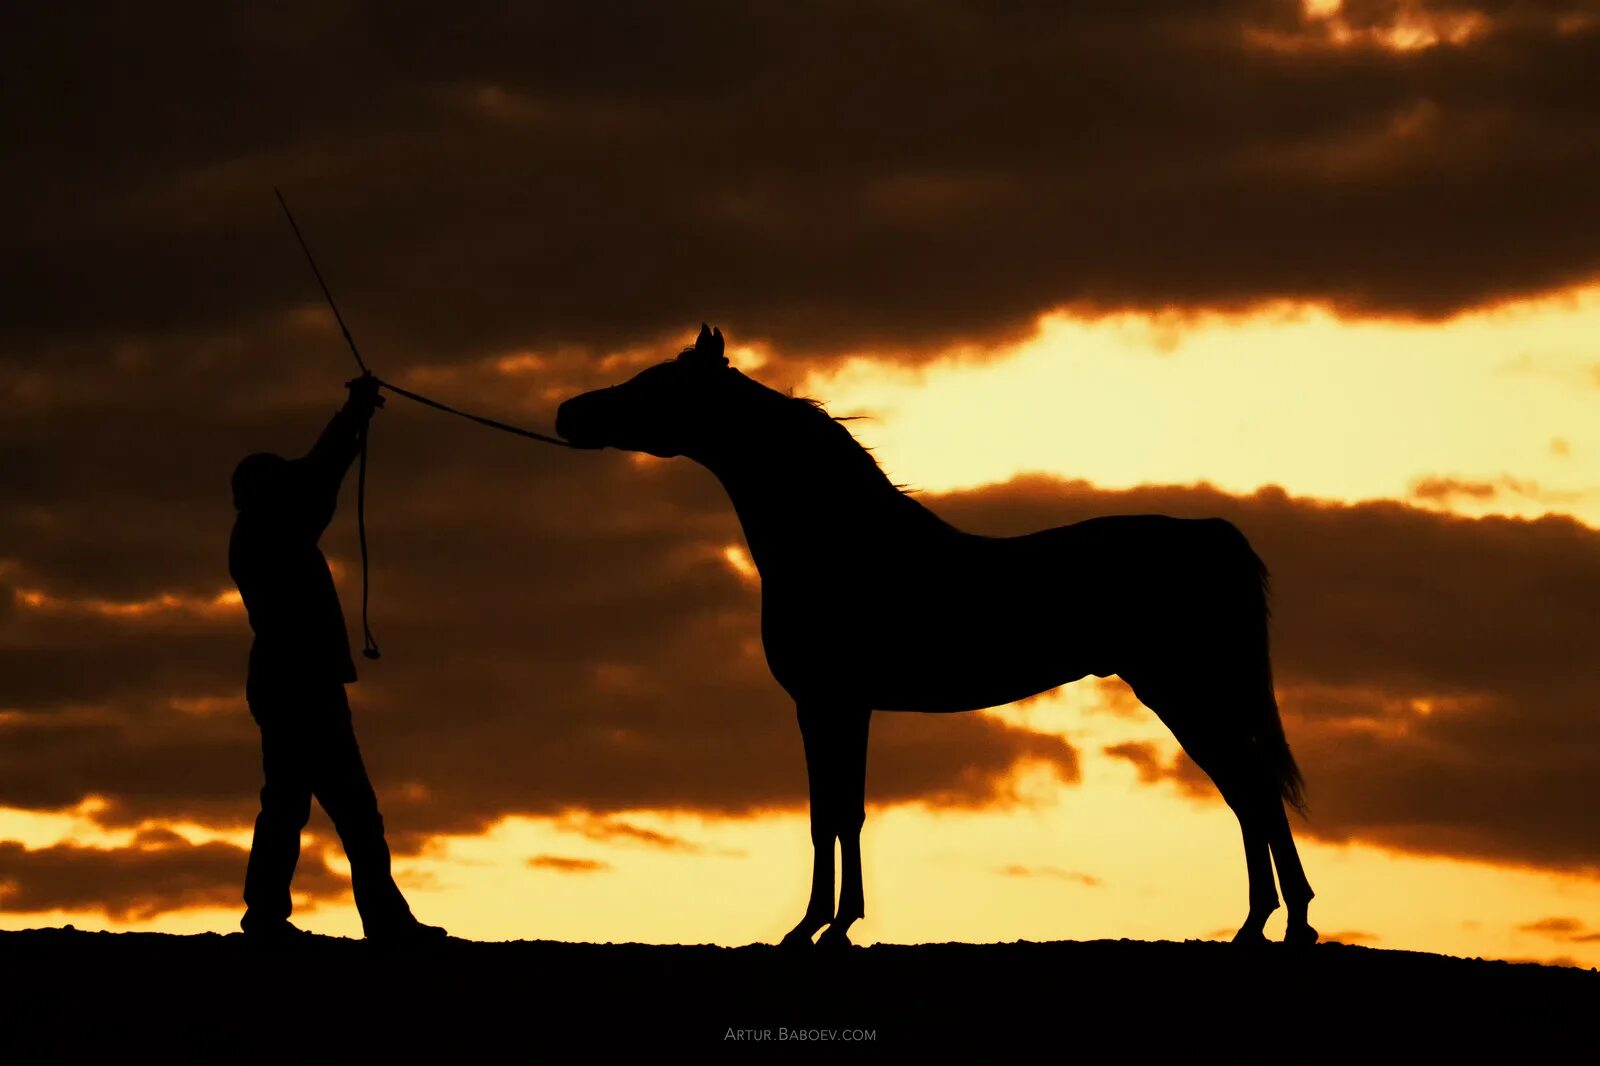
[1103,741,1211,799]
[527,855,610,874]
[1410,475,1572,505]
[1105,742,1173,785]
[996,864,1101,886]
[4,1,1600,364]
[1411,476,1503,501]
[564,818,712,854]
[1519,917,1600,942]
[1505,954,1585,968]
[0,828,347,919]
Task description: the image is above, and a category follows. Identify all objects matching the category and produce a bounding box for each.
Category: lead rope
[356,421,380,660]
[276,187,582,665]
[349,375,581,663]
[378,378,576,448]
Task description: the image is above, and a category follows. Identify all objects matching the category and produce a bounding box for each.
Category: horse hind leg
[1192,731,1318,946]
[1131,683,1292,944]
[1210,758,1284,944]
[1226,681,1318,945]
[1266,799,1317,945]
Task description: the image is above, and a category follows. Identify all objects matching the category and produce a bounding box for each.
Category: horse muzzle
[555,392,610,449]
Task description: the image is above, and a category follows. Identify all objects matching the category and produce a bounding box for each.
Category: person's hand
[344,372,385,414]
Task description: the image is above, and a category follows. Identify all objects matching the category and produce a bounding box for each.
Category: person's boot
[240,914,314,941]
[364,917,449,944]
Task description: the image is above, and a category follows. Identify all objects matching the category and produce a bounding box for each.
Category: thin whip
[273,188,579,662]
[274,187,369,376]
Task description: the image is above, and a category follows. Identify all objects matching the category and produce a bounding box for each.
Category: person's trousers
[242,682,414,934]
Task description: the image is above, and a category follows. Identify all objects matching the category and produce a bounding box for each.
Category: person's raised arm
[303,373,385,488]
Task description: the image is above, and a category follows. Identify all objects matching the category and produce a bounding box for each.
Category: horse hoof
[779,928,817,950]
[1231,928,1269,946]
[817,928,853,951]
[1284,923,1319,947]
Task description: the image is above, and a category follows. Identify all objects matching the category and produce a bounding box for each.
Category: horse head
[556,323,737,458]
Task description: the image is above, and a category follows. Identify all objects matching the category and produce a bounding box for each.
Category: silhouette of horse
[556,325,1317,949]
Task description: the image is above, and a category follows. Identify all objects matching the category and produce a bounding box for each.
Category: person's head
[232,452,292,513]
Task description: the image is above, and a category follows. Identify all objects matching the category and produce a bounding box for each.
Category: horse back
[760,511,1267,709]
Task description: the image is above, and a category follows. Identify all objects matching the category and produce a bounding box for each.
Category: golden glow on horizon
[802,286,1600,528]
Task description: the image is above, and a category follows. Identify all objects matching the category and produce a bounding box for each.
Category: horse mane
[793,396,906,488]
[734,374,943,526]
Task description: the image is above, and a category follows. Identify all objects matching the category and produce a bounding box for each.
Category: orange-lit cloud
[0,827,346,920]
[12,586,241,621]
[1250,1,1491,54]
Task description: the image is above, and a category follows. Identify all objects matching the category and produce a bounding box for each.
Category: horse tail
[1249,551,1307,815]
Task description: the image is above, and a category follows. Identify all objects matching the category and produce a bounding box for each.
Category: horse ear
[679,322,729,368]
[705,325,726,365]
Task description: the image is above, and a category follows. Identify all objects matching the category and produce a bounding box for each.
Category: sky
[3,0,1600,967]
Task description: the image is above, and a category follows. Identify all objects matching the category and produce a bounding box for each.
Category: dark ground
[0,929,1592,1059]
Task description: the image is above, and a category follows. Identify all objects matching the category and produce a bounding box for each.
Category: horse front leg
[817,707,870,949]
[780,703,837,948]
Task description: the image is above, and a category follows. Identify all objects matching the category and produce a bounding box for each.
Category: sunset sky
[3,1,1599,968]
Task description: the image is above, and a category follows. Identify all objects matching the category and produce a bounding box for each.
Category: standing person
[229,373,445,942]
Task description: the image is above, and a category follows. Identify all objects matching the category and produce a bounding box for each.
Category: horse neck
[691,398,941,575]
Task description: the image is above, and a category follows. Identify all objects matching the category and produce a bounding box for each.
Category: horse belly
[765,608,1102,713]
[868,631,1096,712]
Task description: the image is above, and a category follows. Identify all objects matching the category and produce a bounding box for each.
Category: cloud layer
[0,828,347,919]
[5,2,1600,362]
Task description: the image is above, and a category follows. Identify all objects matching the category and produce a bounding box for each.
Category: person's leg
[242,691,314,933]
[309,687,439,938]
